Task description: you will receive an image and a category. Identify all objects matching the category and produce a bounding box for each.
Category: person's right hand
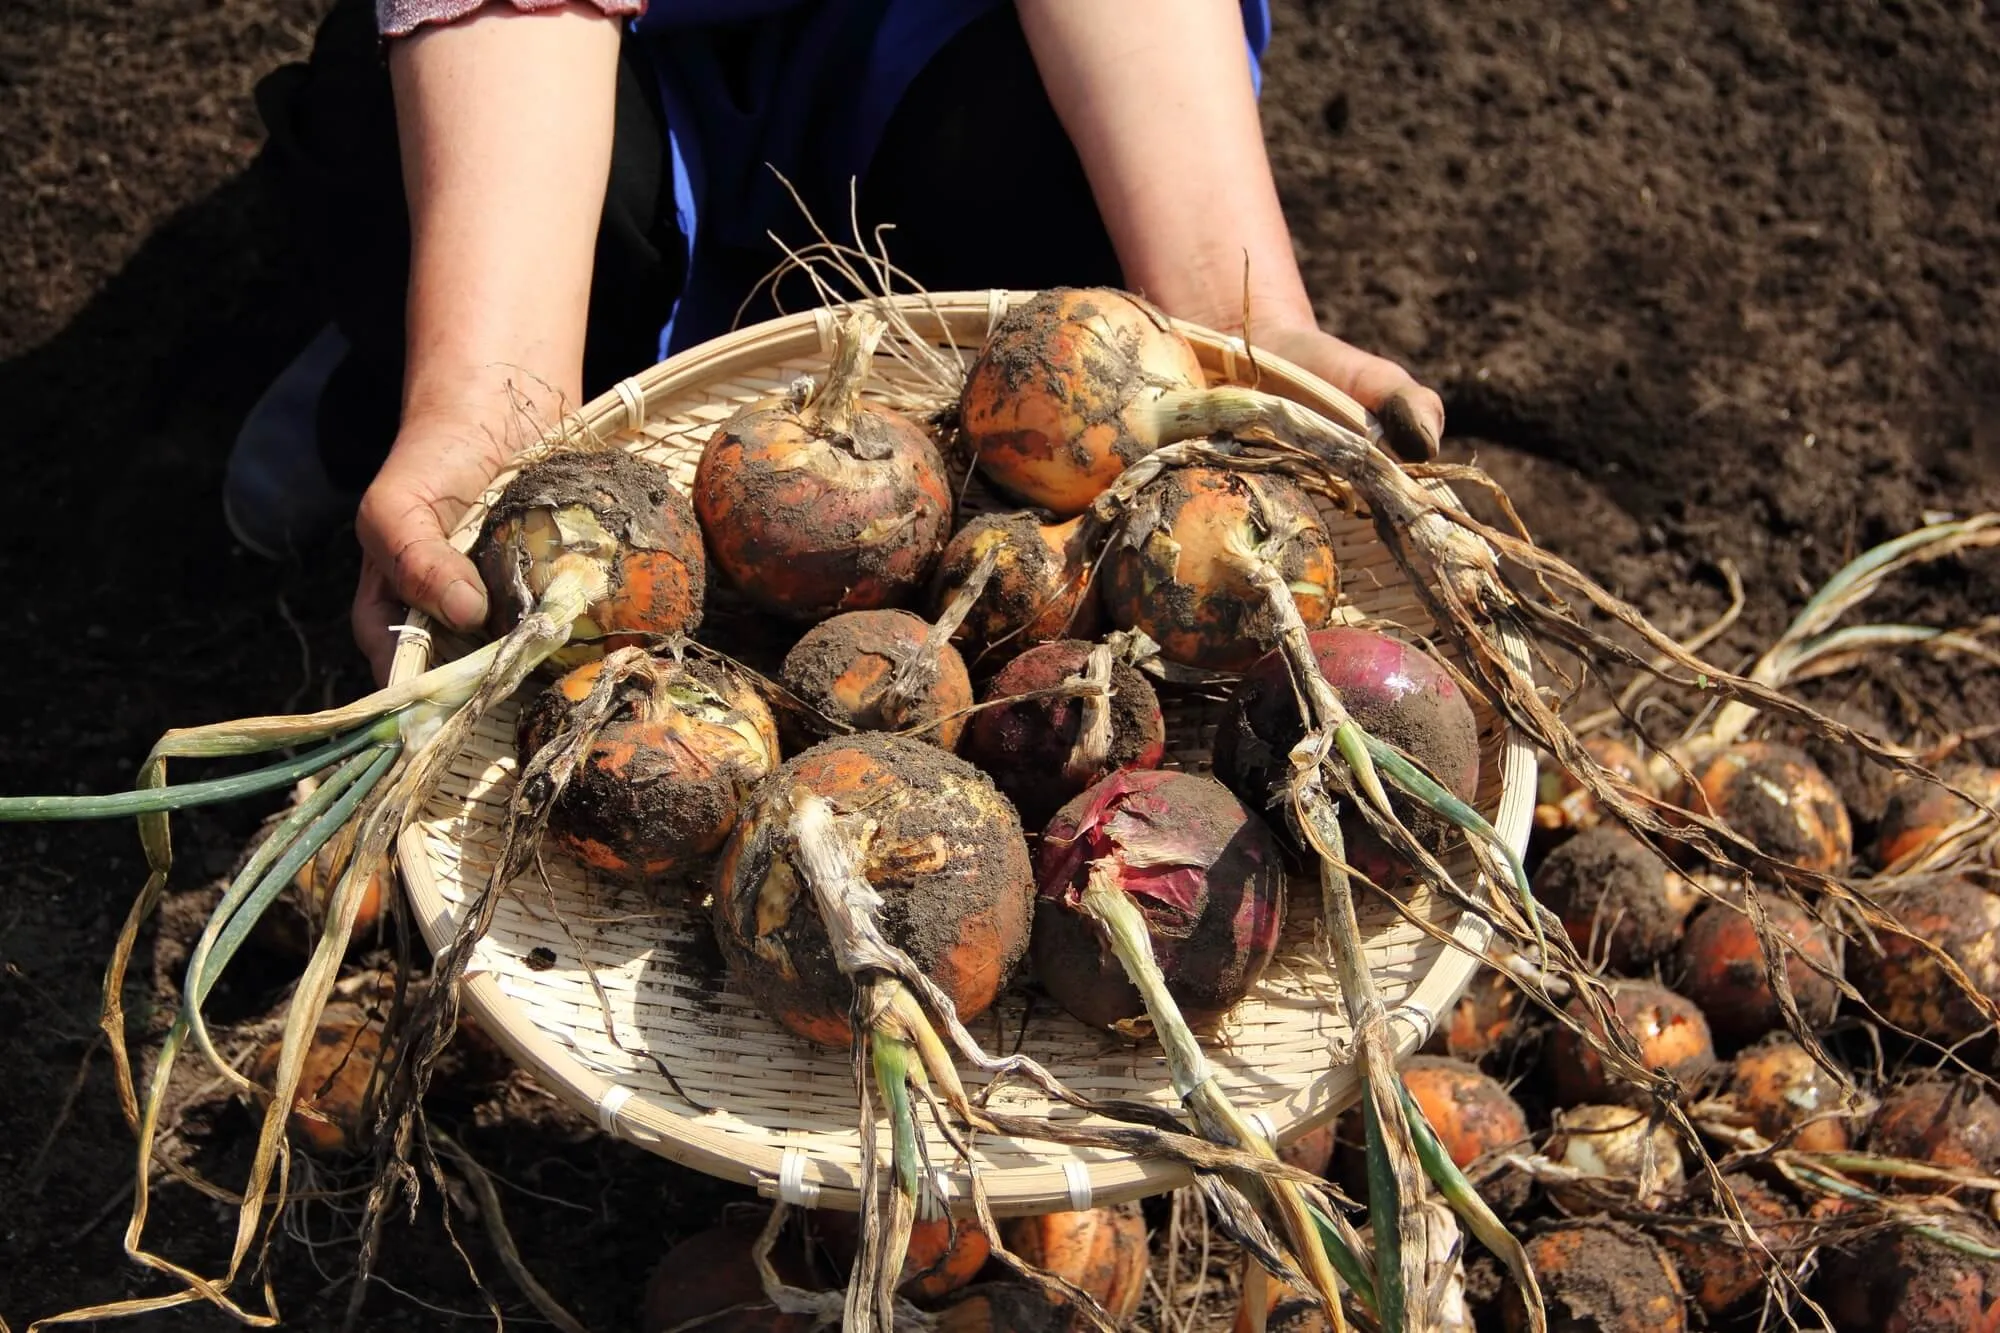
[352,409,517,683]
[360,4,622,681]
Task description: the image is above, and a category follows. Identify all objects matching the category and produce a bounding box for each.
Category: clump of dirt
[709,731,1034,1046]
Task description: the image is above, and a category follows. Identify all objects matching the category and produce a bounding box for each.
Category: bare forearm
[390,4,621,435]
[1016,0,1315,335]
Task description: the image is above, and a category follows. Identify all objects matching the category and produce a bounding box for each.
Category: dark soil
[5,0,2000,1328]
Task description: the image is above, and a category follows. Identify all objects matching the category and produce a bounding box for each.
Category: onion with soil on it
[1716,1034,1859,1152]
[712,732,1032,1048]
[1873,763,2000,871]
[1864,1074,2000,1187]
[1535,734,1660,834]
[693,310,953,620]
[1097,464,1337,673]
[0,440,714,1313]
[642,1214,829,1333]
[777,607,976,752]
[997,1202,1148,1322]
[1848,875,2000,1048]
[1815,1218,2000,1333]
[1028,767,1350,1312]
[1531,823,1699,972]
[1552,981,1718,1108]
[515,651,779,891]
[1335,1056,1532,1215]
[1422,963,1530,1068]
[960,639,1165,830]
[926,509,1101,661]
[1656,1173,1801,1326]
[709,733,1034,1329]
[1501,1218,1689,1333]
[1674,890,1843,1049]
[472,446,707,671]
[248,1001,387,1157]
[1213,625,1481,888]
[1674,741,1855,876]
[962,287,1206,516]
[1544,1103,1684,1212]
[814,1211,993,1304]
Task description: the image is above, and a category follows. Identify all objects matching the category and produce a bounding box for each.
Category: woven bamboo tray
[389,292,1536,1217]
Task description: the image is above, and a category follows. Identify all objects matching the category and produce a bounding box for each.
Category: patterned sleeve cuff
[378,0,645,39]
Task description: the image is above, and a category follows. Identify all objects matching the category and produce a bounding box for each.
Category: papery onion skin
[1031,768,1285,1033]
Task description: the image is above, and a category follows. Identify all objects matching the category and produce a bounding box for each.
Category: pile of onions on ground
[1357,727,2000,1331]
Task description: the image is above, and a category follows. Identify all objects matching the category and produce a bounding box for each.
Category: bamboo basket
[388,291,1536,1217]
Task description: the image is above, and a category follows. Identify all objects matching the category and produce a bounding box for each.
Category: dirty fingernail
[441,579,488,632]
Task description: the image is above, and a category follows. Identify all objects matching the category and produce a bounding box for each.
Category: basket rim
[388,290,1536,1215]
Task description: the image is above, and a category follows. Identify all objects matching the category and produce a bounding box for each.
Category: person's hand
[1251,322,1446,463]
[352,410,515,683]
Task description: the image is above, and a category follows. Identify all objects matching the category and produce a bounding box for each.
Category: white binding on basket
[597,1082,635,1137]
[778,1146,822,1208]
[1391,1001,1437,1045]
[387,624,433,654]
[614,377,648,433]
[1247,1110,1277,1147]
[1062,1159,1094,1214]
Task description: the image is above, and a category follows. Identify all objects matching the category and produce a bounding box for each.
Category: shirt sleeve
[378,0,645,39]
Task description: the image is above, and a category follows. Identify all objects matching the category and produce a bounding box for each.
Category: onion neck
[1061,643,1116,785]
[802,309,890,442]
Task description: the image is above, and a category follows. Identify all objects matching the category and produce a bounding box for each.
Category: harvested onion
[963,287,1205,516]
[926,510,1100,660]
[1098,465,1336,673]
[960,639,1166,830]
[515,652,779,888]
[693,312,952,620]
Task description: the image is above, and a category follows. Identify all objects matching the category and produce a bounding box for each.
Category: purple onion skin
[1032,769,1286,1032]
[1213,626,1480,886]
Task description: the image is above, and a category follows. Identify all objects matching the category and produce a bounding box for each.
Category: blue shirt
[632,1,1273,358]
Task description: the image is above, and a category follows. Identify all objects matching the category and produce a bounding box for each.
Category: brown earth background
[3,0,1997,1328]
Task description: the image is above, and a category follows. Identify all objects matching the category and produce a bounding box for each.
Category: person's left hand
[1249,322,1445,463]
